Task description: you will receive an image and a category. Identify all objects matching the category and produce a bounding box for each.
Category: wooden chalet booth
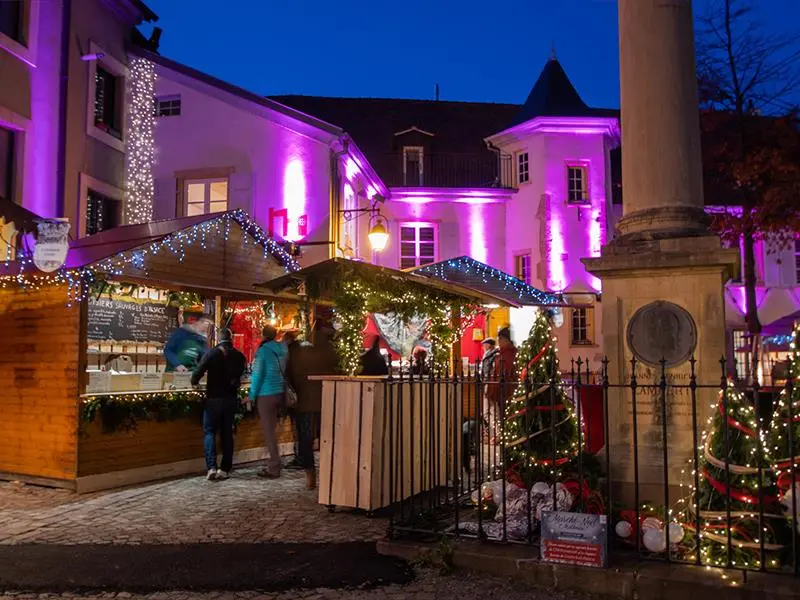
[261,258,509,512]
[0,210,302,492]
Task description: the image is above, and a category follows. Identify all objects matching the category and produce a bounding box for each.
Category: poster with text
[541,511,608,568]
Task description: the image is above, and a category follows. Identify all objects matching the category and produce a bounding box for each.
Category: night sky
[139,0,799,109]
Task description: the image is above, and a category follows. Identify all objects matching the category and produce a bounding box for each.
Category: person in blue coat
[247,324,287,478]
[164,315,210,372]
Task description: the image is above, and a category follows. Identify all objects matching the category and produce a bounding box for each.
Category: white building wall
[151,67,335,266]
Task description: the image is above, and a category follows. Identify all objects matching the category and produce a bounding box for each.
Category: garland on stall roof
[330,275,478,375]
[80,388,253,435]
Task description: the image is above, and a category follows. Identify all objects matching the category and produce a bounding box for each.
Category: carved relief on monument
[626,300,697,368]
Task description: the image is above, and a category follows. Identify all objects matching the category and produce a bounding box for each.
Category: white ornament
[780,483,800,535]
[668,522,685,544]
[615,520,633,538]
[532,482,551,496]
[641,516,661,531]
[643,528,667,553]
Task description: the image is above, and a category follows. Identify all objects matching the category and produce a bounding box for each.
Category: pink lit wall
[151,66,336,266]
[376,190,510,270]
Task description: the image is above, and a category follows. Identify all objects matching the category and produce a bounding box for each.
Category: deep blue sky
[139,0,799,108]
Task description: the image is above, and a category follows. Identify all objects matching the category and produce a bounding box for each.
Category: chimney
[435,83,440,101]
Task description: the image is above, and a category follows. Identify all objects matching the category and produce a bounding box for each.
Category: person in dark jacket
[287,325,338,489]
[360,335,389,376]
[165,315,210,372]
[192,327,246,481]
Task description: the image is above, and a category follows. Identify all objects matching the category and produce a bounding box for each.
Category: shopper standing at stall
[249,325,287,478]
[287,324,338,489]
[164,313,211,372]
[191,328,246,481]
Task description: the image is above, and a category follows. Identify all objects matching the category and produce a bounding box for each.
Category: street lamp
[367,215,389,252]
[339,201,390,253]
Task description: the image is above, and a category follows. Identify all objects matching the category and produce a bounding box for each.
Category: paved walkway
[0,468,605,599]
[0,466,385,545]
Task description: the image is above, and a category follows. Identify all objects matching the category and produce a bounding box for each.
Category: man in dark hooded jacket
[192,328,246,481]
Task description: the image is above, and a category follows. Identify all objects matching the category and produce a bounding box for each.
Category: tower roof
[509,58,593,127]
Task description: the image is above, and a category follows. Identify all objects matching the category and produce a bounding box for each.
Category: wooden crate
[317,377,463,511]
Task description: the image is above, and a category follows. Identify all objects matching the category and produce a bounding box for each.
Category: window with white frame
[567,164,589,204]
[400,222,437,269]
[85,189,120,236]
[571,306,594,345]
[795,239,800,284]
[403,146,423,186]
[0,126,15,202]
[184,178,229,216]
[517,152,529,185]
[156,95,181,117]
[515,253,532,285]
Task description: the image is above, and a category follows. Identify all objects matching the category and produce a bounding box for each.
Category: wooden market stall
[0,210,302,492]
[260,258,511,511]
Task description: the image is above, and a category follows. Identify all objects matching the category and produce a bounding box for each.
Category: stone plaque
[626,301,696,367]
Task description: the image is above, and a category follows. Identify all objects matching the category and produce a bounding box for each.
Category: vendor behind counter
[164,313,212,372]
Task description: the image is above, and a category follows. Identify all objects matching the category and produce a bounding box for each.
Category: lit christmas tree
[679,380,788,569]
[501,309,581,488]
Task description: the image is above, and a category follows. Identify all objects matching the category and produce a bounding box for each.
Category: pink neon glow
[344,157,359,182]
[589,206,603,292]
[547,198,566,292]
[469,204,487,263]
[282,159,307,241]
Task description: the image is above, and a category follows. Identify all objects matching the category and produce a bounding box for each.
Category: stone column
[583,0,738,504]
[616,0,708,237]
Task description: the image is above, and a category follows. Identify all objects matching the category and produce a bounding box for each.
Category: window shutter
[586,306,595,344]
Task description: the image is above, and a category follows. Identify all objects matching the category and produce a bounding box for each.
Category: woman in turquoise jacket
[248,325,287,477]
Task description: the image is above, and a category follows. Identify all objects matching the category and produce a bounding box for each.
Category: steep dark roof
[508,59,617,128]
[269,95,520,183]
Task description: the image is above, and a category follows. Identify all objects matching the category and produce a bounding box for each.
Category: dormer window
[567,164,589,204]
[403,146,424,186]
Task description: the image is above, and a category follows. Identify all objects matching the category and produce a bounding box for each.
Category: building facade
[0,0,157,239]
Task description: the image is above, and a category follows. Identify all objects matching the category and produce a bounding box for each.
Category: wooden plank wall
[78,413,295,476]
[0,285,80,481]
[318,379,462,511]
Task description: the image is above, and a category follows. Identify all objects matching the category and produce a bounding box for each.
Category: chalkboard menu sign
[88,297,179,343]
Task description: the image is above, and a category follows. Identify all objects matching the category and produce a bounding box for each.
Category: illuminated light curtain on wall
[124,57,157,225]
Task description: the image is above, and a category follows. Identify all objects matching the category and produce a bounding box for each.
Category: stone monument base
[584,233,738,507]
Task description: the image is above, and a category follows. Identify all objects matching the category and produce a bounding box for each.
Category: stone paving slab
[0,543,412,592]
[0,467,385,545]
[0,570,600,599]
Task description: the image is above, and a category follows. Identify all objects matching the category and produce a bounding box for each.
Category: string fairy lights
[124,57,157,225]
[415,256,561,306]
[0,210,300,306]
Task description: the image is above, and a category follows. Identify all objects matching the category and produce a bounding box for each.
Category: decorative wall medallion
[626,301,696,367]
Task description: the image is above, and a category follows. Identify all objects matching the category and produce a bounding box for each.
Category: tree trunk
[742,230,762,383]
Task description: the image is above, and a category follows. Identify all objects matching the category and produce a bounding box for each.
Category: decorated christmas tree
[680,380,788,569]
[501,309,582,488]
[767,322,800,543]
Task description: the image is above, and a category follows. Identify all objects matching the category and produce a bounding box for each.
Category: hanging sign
[33,218,70,272]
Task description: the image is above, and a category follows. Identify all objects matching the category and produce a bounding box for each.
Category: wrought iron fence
[373,356,800,577]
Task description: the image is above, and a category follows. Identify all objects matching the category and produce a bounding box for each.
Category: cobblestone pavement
[0,570,597,600]
[0,466,385,545]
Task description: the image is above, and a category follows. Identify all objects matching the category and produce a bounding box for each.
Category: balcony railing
[380,153,514,189]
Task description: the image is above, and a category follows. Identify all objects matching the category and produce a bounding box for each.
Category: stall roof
[411,256,563,307]
[62,210,299,298]
[259,257,514,307]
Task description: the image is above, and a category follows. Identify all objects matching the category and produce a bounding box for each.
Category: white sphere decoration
[668,522,685,544]
[643,528,667,553]
[641,516,661,531]
[532,482,550,495]
[615,520,633,539]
